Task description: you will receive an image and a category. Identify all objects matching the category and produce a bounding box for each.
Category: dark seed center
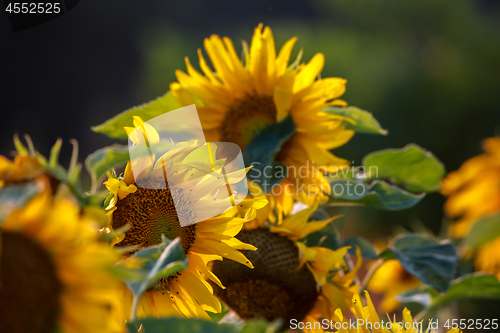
[111,180,197,291]
[210,228,319,328]
[0,231,62,333]
[220,94,277,151]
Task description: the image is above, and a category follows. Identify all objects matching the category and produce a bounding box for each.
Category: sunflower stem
[336,206,349,238]
[360,258,384,292]
[130,295,140,322]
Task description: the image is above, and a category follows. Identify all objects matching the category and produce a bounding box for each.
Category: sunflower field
[2,1,500,333]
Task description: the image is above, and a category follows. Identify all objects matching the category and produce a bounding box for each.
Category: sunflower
[0,154,44,188]
[105,116,267,320]
[170,23,355,209]
[441,137,500,278]
[475,237,500,279]
[368,259,421,312]
[210,187,362,332]
[329,291,461,333]
[441,137,500,237]
[0,136,80,195]
[0,181,122,333]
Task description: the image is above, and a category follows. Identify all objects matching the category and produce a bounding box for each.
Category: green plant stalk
[130,294,140,322]
[360,258,384,292]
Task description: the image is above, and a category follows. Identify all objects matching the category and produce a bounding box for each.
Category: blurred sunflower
[330,291,461,333]
[475,237,500,279]
[210,185,361,332]
[105,116,267,320]
[442,137,500,278]
[368,259,420,312]
[441,137,500,237]
[0,136,83,196]
[0,182,122,333]
[0,135,51,191]
[0,154,44,187]
[170,23,354,209]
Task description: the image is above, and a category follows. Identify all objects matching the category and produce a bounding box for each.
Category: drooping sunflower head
[0,187,122,333]
[0,154,44,188]
[210,200,361,329]
[170,24,355,206]
[105,116,267,319]
[0,135,86,198]
[211,227,319,324]
[0,136,55,192]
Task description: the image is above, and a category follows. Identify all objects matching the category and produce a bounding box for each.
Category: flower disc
[0,232,62,333]
[211,228,318,326]
[220,94,277,150]
[112,181,197,254]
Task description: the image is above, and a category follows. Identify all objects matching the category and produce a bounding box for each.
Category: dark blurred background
[2,0,500,248]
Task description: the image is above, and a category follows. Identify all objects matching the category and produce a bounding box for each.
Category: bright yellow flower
[328,291,460,333]
[0,184,123,333]
[442,137,500,278]
[368,259,421,312]
[105,116,267,320]
[210,193,361,332]
[170,24,355,208]
[442,137,500,237]
[475,237,500,279]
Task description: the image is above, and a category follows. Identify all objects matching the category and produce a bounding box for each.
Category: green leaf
[328,179,425,210]
[85,142,172,192]
[390,234,457,292]
[343,236,378,259]
[126,318,280,333]
[378,248,396,261]
[240,319,281,333]
[397,285,438,308]
[465,213,500,249]
[85,144,130,190]
[417,273,500,321]
[243,114,296,193]
[0,182,41,224]
[92,91,183,140]
[127,317,238,333]
[207,303,230,323]
[118,237,188,299]
[362,144,445,193]
[322,106,387,135]
[306,223,341,250]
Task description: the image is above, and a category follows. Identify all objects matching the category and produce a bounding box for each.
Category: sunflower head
[441,137,500,237]
[106,116,251,253]
[170,24,355,206]
[0,188,122,333]
[106,116,267,319]
[211,227,320,324]
[210,200,361,328]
